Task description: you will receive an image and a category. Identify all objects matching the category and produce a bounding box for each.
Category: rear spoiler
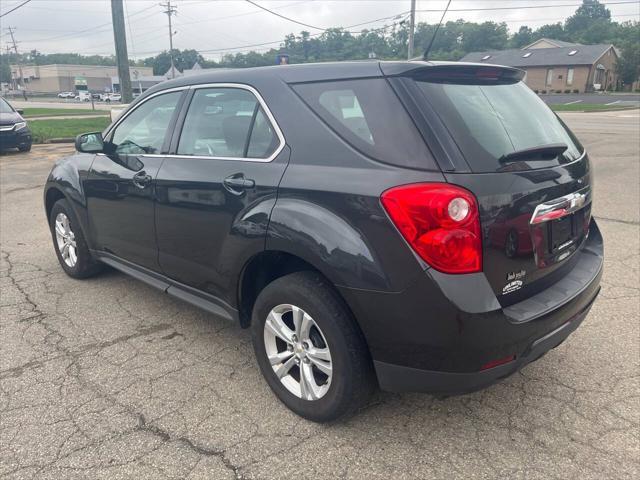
[380,61,525,83]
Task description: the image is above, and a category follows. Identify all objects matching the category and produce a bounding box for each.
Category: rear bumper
[339,220,603,394]
[374,290,597,394]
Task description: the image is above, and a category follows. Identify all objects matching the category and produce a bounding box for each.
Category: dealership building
[9,64,153,94]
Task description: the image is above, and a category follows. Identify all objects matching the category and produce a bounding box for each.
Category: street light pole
[110,0,133,103]
[407,0,416,60]
[160,1,177,79]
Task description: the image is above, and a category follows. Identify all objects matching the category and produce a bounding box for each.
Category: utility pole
[110,0,133,103]
[160,1,177,79]
[407,0,416,60]
[6,27,24,90]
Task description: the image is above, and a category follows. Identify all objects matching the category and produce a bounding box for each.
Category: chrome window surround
[102,83,286,163]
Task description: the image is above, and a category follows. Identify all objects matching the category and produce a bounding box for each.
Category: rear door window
[415,80,583,172]
[177,87,279,159]
[293,79,435,170]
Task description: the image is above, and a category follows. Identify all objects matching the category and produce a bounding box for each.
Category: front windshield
[0,98,15,114]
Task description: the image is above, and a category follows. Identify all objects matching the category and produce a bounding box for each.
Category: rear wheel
[18,144,31,152]
[251,271,375,422]
[49,199,102,279]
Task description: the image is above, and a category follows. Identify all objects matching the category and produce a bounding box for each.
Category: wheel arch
[237,250,363,335]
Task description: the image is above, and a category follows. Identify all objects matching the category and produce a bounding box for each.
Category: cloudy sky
[1,0,638,60]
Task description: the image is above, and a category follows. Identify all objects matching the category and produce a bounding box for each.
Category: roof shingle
[460,44,614,67]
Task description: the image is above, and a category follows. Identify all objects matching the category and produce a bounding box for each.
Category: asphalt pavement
[1,110,638,479]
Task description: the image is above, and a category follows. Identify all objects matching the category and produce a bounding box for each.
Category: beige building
[461,38,619,93]
[10,64,153,93]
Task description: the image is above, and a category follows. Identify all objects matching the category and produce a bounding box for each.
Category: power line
[199,12,410,54]
[244,0,327,31]
[0,0,32,18]
[415,0,639,14]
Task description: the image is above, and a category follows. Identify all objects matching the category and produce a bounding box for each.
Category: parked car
[57,91,75,99]
[75,91,91,102]
[43,62,603,422]
[105,93,121,103]
[0,96,32,152]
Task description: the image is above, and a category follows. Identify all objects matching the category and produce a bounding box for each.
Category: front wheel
[251,271,375,422]
[49,199,102,279]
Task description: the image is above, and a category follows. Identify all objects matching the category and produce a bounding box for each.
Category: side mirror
[75,132,104,153]
[16,108,24,115]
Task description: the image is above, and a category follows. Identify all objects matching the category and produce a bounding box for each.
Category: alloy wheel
[54,212,77,268]
[263,304,333,400]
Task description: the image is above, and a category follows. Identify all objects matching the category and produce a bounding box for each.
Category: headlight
[14,121,27,131]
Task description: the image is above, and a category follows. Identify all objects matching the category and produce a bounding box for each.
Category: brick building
[461,38,619,93]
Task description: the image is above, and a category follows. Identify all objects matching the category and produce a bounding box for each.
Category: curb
[43,138,75,144]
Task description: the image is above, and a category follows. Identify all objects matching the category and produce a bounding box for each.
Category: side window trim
[168,83,286,163]
[242,103,261,158]
[102,86,189,155]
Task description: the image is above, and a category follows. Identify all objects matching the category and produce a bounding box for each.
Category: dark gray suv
[44,61,603,421]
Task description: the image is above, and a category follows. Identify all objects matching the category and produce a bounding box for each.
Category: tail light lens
[381,183,482,274]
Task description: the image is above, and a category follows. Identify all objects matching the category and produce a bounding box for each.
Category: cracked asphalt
[1,110,638,479]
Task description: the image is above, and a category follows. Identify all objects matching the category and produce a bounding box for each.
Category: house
[460,38,619,93]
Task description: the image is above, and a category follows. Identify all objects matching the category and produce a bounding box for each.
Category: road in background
[1,110,638,479]
[541,92,640,106]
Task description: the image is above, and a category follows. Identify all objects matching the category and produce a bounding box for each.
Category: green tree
[511,26,533,48]
[617,40,640,86]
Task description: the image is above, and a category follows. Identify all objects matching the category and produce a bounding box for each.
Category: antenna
[423,0,452,61]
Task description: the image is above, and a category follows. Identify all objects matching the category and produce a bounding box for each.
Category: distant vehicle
[103,93,121,103]
[57,91,75,99]
[91,93,101,100]
[0,96,32,152]
[75,91,91,102]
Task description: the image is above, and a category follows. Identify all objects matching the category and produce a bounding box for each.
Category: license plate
[550,214,574,252]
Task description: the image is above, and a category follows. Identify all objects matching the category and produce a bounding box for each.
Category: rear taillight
[381,183,482,274]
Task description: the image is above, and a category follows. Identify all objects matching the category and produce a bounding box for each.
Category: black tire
[49,198,102,279]
[18,144,31,152]
[251,271,376,422]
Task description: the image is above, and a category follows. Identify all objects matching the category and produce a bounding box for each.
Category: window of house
[567,68,574,86]
[546,68,554,86]
[110,91,182,155]
[568,50,578,56]
[522,52,532,58]
[177,87,279,159]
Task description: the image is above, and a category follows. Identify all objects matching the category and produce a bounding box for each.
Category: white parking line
[605,100,621,105]
[564,100,583,105]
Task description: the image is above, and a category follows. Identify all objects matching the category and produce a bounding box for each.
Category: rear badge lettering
[506,269,526,281]
[502,280,523,294]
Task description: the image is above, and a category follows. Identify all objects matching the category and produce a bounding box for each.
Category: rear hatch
[393,65,592,305]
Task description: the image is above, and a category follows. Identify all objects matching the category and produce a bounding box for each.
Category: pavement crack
[136,414,244,479]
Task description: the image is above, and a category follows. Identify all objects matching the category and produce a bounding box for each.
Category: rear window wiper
[499,143,568,163]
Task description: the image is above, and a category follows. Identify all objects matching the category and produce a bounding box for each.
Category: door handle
[223,174,255,194]
[132,171,152,189]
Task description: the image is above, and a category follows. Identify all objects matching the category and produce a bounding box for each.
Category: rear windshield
[293,79,436,170]
[416,80,584,172]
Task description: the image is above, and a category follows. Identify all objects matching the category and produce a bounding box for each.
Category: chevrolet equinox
[44,61,603,422]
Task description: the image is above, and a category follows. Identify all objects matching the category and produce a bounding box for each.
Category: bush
[534,89,539,94]
[573,89,579,93]
[564,89,571,93]
[540,89,547,94]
